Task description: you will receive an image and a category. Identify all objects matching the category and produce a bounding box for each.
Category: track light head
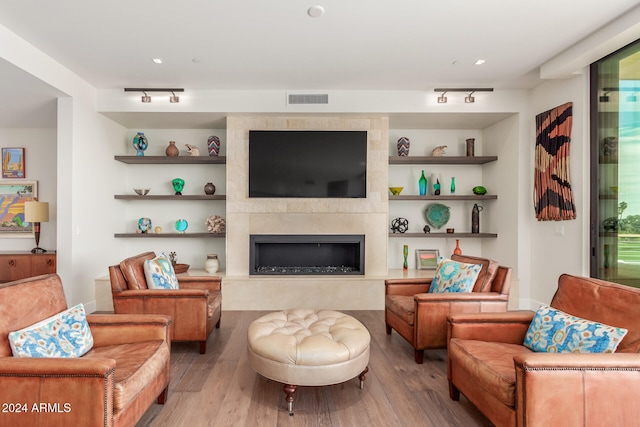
[141,92,151,103]
[437,92,448,103]
[169,91,180,103]
[125,88,184,103]
[465,91,475,103]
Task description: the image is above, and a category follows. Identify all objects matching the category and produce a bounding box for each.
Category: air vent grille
[288,93,329,105]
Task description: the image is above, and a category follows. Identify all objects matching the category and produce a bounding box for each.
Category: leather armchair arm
[87,314,171,347]
[0,358,116,427]
[414,291,508,303]
[448,311,534,344]
[514,353,640,426]
[113,289,209,298]
[385,279,432,296]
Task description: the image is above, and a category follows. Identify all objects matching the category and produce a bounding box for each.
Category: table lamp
[24,200,49,253]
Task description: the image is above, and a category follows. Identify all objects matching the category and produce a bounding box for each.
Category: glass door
[590,39,640,287]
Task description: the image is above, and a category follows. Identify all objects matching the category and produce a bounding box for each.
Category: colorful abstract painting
[2,148,26,179]
[0,181,36,237]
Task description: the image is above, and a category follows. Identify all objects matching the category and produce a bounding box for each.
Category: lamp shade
[24,201,49,223]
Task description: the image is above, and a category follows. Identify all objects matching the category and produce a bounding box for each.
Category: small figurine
[423,225,431,234]
[133,132,148,156]
[185,144,200,156]
[431,145,447,156]
[172,178,185,195]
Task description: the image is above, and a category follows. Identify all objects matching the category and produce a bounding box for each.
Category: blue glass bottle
[419,170,427,196]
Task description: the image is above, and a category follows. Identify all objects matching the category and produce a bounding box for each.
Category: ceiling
[0,1,638,128]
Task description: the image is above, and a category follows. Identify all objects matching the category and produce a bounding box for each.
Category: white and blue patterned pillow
[429,256,482,293]
[524,305,628,353]
[144,255,179,289]
[9,304,94,358]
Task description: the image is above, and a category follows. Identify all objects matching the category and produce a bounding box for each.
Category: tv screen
[249,130,367,198]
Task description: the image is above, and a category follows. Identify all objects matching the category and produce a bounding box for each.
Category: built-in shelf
[388,156,497,165]
[114,155,226,164]
[389,194,497,201]
[389,232,498,238]
[114,232,226,238]
[114,195,226,200]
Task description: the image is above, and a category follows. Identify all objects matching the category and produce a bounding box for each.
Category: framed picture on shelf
[0,181,37,238]
[2,147,26,179]
[416,249,439,270]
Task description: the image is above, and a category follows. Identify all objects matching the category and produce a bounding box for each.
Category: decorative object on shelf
[205,215,226,233]
[424,203,450,229]
[205,254,220,273]
[431,145,447,156]
[430,173,441,195]
[204,182,216,195]
[450,177,455,194]
[391,217,409,233]
[534,102,576,221]
[602,217,619,232]
[416,249,439,270]
[137,217,152,234]
[446,228,454,233]
[389,186,403,196]
[185,144,200,156]
[423,224,430,233]
[472,185,487,195]
[208,136,221,157]
[453,239,462,255]
[168,251,177,266]
[600,136,617,161]
[471,203,483,234]
[174,263,190,274]
[154,226,162,234]
[165,140,179,157]
[466,138,475,156]
[172,178,185,195]
[133,132,148,156]
[133,188,150,196]
[397,137,410,156]
[24,199,49,253]
[2,147,25,179]
[175,219,189,233]
[403,245,408,270]
[419,171,427,196]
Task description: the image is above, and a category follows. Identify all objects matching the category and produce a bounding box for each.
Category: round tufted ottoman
[247,309,371,415]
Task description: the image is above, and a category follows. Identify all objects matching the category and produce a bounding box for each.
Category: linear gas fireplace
[250,234,365,275]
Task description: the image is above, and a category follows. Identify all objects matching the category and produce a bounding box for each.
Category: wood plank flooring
[137,310,492,427]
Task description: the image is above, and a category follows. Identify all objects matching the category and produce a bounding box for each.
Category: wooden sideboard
[0,252,57,283]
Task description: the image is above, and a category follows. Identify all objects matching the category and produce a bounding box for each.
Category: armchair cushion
[144,255,179,290]
[523,305,628,354]
[9,303,94,358]
[429,256,482,293]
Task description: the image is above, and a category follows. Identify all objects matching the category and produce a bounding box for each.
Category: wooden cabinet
[0,252,56,283]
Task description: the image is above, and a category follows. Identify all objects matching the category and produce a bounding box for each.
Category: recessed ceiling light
[474,59,486,65]
[308,5,325,17]
[152,58,163,64]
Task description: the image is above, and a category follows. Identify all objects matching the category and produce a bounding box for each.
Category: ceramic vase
[454,239,462,255]
[172,178,185,195]
[430,173,442,195]
[138,217,152,233]
[472,204,483,234]
[208,136,221,156]
[397,137,410,156]
[403,245,408,270]
[175,219,188,233]
[466,138,475,156]
[133,132,148,156]
[205,254,220,273]
[165,141,179,157]
[204,182,216,195]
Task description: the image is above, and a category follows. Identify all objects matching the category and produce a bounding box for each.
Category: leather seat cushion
[449,338,532,407]
[385,295,414,326]
[83,340,168,410]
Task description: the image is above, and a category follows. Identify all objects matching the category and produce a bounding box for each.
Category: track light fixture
[599,91,610,103]
[434,88,493,103]
[124,88,184,103]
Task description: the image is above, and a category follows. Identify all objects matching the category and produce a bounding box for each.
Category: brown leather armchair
[109,251,222,354]
[385,253,512,363]
[447,274,640,427]
[0,274,171,427]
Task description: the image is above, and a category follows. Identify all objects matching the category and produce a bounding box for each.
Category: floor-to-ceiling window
[591,39,640,287]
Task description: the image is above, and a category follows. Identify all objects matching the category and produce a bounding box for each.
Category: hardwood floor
[137,311,492,427]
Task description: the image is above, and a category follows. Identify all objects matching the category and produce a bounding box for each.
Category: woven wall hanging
[534,102,577,221]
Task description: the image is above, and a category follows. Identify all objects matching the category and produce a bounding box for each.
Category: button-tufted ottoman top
[247,309,371,386]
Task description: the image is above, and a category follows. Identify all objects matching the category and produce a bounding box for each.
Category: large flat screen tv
[249,130,367,198]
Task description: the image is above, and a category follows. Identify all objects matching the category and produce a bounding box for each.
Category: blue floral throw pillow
[429,256,482,293]
[144,255,179,289]
[9,304,94,358]
[524,305,628,353]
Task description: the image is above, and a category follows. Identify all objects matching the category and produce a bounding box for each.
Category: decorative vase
[397,137,410,157]
[205,254,220,273]
[175,219,188,233]
[172,178,185,195]
[207,136,221,156]
[430,173,442,195]
[466,138,475,157]
[137,217,152,233]
[472,204,483,234]
[419,170,427,196]
[165,141,179,157]
[204,182,216,195]
[133,132,148,156]
[450,177,456,194]
[454,239,462,255]
[403,245,408,270]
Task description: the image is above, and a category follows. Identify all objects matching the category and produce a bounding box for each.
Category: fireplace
[250,234,365,275]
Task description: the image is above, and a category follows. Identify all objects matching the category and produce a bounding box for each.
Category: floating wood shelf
[114,155,226,164]
[389,156,497,165]
[388,232,497,238]
[114,195,226,200]
[114,233,226,238]
[389,195,497,201]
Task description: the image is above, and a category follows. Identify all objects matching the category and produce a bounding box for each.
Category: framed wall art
[0,181,37,238]
[416,249,439,270]
[2,147,26,179]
